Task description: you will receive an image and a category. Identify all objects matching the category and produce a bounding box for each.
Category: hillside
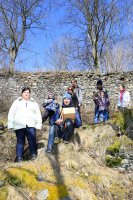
[0,111,133,200]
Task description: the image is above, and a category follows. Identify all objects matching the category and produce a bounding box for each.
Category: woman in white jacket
[8,87,42,162]
[117,84,130,112]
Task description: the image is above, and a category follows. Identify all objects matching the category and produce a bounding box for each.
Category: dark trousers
[62,118,74,141]
[47,119,74,151]
[15,127,37,159]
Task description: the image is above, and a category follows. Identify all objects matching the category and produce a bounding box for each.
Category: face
[63,98,71,106]
[71,80,77,87]
[22,90,30,100]
[68,88,73,94]
[48,94,53,99]
[119,85,124,91]
[97,84,102,90]
[101,92,105,98]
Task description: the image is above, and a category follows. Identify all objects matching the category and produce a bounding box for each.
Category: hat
[62,93,72,101]
[97,79,103,85]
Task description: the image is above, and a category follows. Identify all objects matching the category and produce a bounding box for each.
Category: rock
[81,167,87,174]
[37,173,44,182]
[0,180,5,188]
[121,159,129,165]
[36,189,49,200]
[84,173,89,177]
[128,165,133,171]
[118,167,126,173]
[121,162,129,168]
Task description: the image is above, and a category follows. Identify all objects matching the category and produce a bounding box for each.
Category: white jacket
[117,91,130,108]
[8,97,42,130]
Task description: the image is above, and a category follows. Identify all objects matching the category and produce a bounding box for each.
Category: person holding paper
[45,93,82,154]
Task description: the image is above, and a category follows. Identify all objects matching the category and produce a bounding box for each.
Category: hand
[47,99,53,103]
[55,119,63,125]
[9,128,14,133]
[116,108,118,112]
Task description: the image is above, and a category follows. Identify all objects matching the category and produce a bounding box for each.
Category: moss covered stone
[106,141,121,156]
[105,155,122,167]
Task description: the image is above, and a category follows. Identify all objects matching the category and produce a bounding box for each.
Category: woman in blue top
[45,93,82,154]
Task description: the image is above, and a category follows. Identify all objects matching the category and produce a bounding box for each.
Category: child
[42,93,59,123]
[93,79,108,123]
[97,91,110,123]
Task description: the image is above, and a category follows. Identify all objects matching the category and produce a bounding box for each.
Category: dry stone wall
[0,71,133,123]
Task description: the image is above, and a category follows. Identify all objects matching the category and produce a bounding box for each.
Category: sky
[8,1,133,72]
[16,5,71,72]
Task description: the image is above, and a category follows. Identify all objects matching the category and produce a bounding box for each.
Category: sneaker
[55,137,60,143]
[14,157,23,163]
[31,154,37,161]
[60,139,64,143]
[63,140,69,144]
[45,149,53,154]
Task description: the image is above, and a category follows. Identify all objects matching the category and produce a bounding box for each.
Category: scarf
[120,89,125,102]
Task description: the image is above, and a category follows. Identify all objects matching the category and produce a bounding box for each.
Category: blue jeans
[94,106,99,124]
[99,110,109,122]
[47,119,74,151]
[15,127,37,159]
[47,125,60,151]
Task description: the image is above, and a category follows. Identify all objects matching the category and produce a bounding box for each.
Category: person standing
[96,91,110,122]
[117,84,130,112]
[8,87,42,162]
[66,86,79,109]
[71,79,82,107]
[93,79,108,124]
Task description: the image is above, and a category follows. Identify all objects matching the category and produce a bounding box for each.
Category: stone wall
[0,71,133,123]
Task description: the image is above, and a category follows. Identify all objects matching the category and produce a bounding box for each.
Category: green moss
[111,109,133,132]
[0,187,8,200]
[0,171,7,180]
[6,167,68,200]
[105,155,122,167]
[106,141,121,156]
[111,112,125,132]
[8,176,22,187]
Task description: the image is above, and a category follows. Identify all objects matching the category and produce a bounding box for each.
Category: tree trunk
[9,48,17,73]
[92,44,100,73]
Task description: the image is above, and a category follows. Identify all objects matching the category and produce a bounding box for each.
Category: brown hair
[67,86,74,92]
[71,79,77,84]
[120,84,125,89]
[21,86,31,94]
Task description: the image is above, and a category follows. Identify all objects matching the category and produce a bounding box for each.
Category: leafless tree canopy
[62,0,119,72]
[0,0,51,72]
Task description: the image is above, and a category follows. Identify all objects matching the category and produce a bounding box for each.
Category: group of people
[7,79,131,162]
[93,80,130,124]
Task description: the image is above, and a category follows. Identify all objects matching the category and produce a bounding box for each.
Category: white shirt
[117,91,130,108]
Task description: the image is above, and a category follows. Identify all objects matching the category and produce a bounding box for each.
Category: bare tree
[0,0,52,73]
[103,41,133,73]
[46,35,77,71]
[62,0,118,72]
